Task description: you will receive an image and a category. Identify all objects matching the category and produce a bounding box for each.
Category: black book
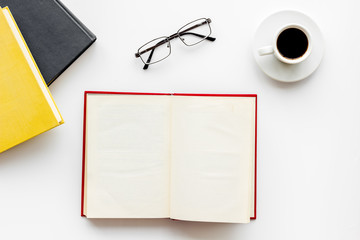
[0,0,96,85]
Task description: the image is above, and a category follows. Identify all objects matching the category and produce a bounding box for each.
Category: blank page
[170,96,256,223]
[85,94,171,218]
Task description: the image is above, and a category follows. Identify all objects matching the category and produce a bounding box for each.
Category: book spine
[251,95,257,220]
[52,0,97,41]
[81,92,88,217]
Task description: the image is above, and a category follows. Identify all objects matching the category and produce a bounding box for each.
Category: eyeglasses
[135,18,216,70]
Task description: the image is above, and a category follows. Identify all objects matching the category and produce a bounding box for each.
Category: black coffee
[276,28,308,59]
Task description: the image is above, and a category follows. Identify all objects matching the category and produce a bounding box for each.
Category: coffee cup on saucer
[258,24,312,65]
[252,10,324,82]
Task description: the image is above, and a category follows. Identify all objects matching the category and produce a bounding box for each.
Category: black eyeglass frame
[135,18,216,70]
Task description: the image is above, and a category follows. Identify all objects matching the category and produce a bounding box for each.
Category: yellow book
[0,7,63,153]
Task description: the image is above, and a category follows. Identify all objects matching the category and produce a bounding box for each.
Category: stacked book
[0,0,96,153]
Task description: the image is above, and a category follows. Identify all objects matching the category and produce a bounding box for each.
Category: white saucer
[253,10,324,82]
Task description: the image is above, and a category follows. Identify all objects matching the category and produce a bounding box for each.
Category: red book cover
[81,91,257,220]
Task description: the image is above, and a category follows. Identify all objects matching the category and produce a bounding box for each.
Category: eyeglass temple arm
[137,32,215,70]
[143,48,154,70]
[138,38,167,70]
[179,32,216,41]
[135,38,168,58]
[177,18,212,37]
[135,19,215,58]
[135,33,214,58]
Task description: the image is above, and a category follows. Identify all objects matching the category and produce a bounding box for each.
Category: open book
[81,92,257,223]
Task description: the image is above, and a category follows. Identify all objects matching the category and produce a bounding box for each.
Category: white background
[1,0,360,239]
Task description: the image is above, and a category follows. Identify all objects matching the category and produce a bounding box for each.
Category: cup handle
[258,46,274,56]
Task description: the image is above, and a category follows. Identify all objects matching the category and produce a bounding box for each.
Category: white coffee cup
[258,24,312,64]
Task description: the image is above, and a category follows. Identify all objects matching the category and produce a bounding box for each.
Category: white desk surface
[1,0,360,239]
